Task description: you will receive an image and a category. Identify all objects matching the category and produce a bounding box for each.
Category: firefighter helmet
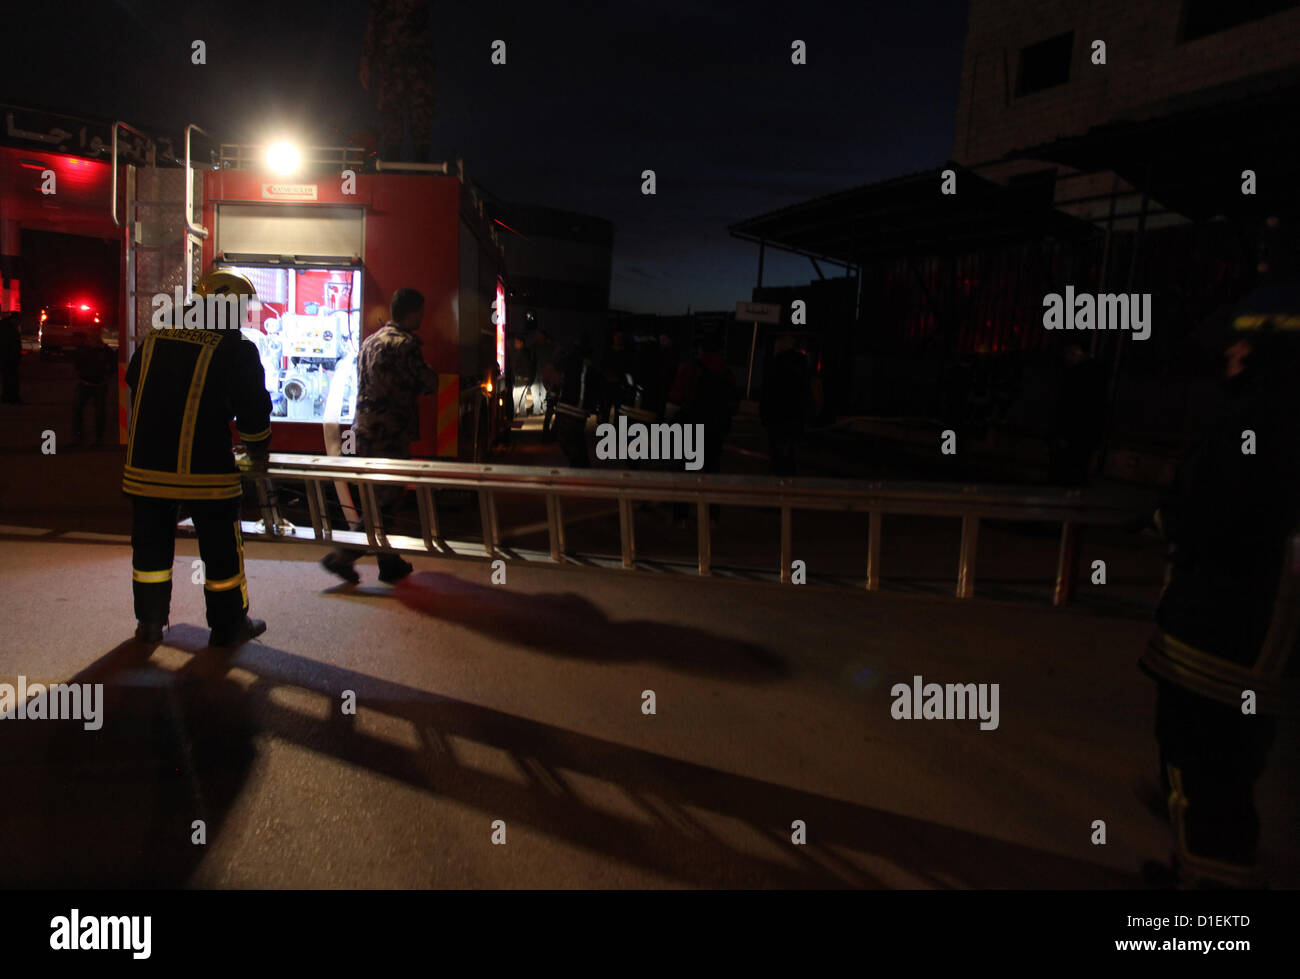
[196,269,258,301]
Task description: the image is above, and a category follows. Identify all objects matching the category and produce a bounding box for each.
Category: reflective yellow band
[124,465,240,486]
[126,336,156,454]
[238,427,272,442]
[235,519,248,609]
[1234,314,1300,331]
[132,567,173,584]
[123,480,242,501]
[123,475,240,492]
[1142,631,1289,713]
[204,573,246,592]
[178,345,217,474]
[1162,632,1275,683]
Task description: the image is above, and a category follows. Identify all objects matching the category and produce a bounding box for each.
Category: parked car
[39,303,101,359]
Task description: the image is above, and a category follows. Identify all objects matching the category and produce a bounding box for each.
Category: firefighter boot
[135,620,166,644]
[210,616,267,648]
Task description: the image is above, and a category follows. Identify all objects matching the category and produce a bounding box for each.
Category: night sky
[9,0,969,313]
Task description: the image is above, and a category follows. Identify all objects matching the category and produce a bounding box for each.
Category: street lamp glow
[266,141,300,176]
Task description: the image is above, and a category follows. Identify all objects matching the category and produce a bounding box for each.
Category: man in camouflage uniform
[321,288,437,583]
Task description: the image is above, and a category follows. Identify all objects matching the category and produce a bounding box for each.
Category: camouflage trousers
[328,435,410,571]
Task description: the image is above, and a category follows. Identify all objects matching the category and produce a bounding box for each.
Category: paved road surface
[0,357,1292,888]
[0,532,1295,888]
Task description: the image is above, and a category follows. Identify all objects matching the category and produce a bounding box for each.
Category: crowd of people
[504,325,818,485]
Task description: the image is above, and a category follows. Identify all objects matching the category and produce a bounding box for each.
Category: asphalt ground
[1,354,1293,888]
[2,533,1295,888]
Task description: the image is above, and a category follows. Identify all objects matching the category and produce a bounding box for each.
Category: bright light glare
[266,141,301,176]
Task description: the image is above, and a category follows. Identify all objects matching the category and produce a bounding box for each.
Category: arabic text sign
[736,301,781,324]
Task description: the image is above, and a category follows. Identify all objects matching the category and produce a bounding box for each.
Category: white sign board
[736,301,781,324]
[261,183,318,201]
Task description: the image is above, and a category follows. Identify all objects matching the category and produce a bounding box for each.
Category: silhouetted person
[533,330,554,429]
[760,335,810,477]
[632,334,668,419]
[1049,343,1106,485]
[668,331,737,524]
[551,335,595,467]
[71,335,116,445]
[0,312,21,404]
[510,335,536,415]
[598,328,632,423]
[658,332,679,415]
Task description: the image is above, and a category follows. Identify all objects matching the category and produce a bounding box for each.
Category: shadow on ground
[0,611,1141,888]
[0,633,257,887]
[383,570,789,678]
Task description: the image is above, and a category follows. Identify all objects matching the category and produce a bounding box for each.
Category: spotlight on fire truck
[266,141,301,176]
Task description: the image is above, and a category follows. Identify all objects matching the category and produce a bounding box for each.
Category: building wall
[954,0,1300,168]
[498,202,613,347]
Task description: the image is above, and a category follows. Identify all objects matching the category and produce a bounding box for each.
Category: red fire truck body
[199,164,508,460]
[0,105,509,462]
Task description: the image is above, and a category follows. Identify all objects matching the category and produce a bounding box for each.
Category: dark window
[1016,32,1074,96]
[1181,0,1299,41]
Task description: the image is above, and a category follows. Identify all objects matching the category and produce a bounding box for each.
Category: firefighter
[1140,279,1300,888]
[124,269,272,647]
[320,288,438,583]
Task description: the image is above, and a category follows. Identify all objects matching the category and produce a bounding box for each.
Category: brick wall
[954,0,1300,167]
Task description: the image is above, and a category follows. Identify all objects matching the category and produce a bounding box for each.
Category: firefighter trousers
[1155,678,1276,885]
[130,496,249,629]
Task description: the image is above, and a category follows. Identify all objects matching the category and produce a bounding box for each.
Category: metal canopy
[728,164,1094,264]
[1011,71,1300,222]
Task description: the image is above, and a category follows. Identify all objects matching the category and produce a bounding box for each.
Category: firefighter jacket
[122,325,272,500]
[1141,356,1300,715]
[352,323,438,451]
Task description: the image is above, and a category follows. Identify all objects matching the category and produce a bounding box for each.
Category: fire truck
[195,141,509,460]
[0,105,510,461]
